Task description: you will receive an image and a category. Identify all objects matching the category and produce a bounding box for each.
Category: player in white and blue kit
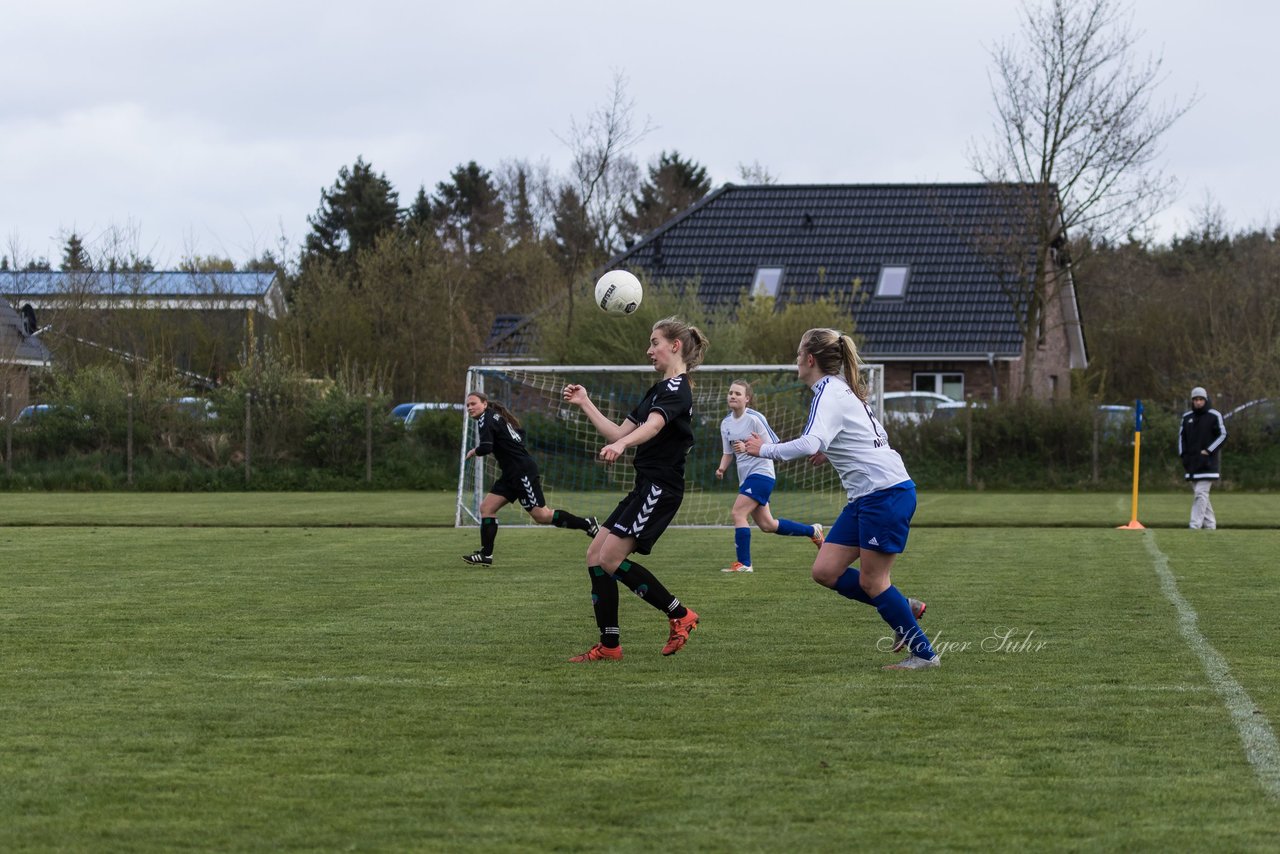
[716,380,824,572]
[739,328,938,669]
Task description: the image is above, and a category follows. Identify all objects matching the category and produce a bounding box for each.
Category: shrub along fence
[1,391,1275,492]
[886,400,1278,491]
[1,387,460,491]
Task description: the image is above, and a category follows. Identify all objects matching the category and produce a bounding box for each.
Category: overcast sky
[2,0,1275,268]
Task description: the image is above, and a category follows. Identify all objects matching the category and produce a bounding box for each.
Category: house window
[875,265,909,298]
[752,267,783,298]
[914,372,964,400]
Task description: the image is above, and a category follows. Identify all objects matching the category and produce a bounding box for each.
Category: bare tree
[557,71,652,257]
[970,0,1194,397]
[737,160,778,185]
[553,71,653,342]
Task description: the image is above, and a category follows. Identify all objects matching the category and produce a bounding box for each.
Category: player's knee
[811,564,839,588]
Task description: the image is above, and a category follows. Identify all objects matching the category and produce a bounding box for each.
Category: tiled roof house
[600,182,1087,401]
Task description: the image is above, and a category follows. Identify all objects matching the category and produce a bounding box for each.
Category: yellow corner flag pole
[1117,399,1146,530]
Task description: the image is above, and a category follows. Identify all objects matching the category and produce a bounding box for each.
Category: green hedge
[3,396,1273,492]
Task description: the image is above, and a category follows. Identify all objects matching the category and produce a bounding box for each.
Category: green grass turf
[1,489,1278,529]
[2,507,1279,850]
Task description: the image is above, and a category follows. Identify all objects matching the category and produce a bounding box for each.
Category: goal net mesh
[456,364,884,528]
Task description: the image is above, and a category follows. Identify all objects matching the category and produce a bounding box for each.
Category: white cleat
[883,654,941,671]
[809,523,825,548]
[721,562,753,573]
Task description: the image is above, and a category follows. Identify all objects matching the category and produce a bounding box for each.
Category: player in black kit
[461,392,598,565]
[560,316,709,661]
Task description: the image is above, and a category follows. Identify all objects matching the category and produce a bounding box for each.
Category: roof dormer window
[752,266,783,298]
[875,265,910,298]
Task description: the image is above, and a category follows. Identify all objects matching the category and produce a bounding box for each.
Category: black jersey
[474,410,538,477]
[626,373,694,490]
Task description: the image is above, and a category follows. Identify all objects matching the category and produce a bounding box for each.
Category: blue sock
[734,527,751,565]
[833,568,874,605]
[871,586,936,659]
[776,518,815,538]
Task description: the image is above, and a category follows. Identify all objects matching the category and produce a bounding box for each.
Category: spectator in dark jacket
[1178,386,1226,530]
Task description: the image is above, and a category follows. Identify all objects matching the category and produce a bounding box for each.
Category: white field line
[1144,532,1280,799]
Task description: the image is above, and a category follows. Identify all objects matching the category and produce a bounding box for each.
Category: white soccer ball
[594,270,643,316]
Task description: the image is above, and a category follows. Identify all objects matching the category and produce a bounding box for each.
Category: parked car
[1097,404,1137,442]
[14,404,52,422]
[1224,398,1279,438]
[880,391,957,424]
[404,402,465,428]
[389,402,422,423]
[929,400,987,422]
[169,396,218,420]
[14,404,85,423]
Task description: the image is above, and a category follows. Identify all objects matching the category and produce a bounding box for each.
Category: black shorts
[604,479,684,555]
[490,472,545,511]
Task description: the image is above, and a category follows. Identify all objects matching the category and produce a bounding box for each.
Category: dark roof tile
[602,183,1047,357]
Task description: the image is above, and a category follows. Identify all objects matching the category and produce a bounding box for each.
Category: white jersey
[721,408,777,482]
[760,375,911,501]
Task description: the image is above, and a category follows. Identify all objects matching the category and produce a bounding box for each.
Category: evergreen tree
[622,150,712,241]
[103,253,153,273]
[179,255,236,273]
[431,161,506,256]
[550,185,599,276]
[61,232,92,271]
[404,186,434,232]
[304,156,401,265]
[508,168,537,243]
[242,251,284,275]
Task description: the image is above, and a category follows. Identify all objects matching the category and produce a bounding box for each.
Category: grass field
[2,493,1279,851]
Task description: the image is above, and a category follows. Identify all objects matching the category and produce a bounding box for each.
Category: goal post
[455,363,884,529]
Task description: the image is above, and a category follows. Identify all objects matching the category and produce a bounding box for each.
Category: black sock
[552,509,591,532]
[615,559,687,620]
[589,566,620,648]
[480,517,497,556]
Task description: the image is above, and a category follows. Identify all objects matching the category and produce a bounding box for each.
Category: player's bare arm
[600,410,665,463]
[562,383,635,444]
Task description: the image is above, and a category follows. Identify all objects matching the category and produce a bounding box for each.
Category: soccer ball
[594,270,643,316]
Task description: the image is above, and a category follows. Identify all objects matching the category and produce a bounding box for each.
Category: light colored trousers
[1190,479,1217,530]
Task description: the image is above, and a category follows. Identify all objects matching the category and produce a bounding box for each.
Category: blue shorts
[738,473,776,506]
[826,481,916,553]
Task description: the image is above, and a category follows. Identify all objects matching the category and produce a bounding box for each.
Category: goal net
[456,364,884,528]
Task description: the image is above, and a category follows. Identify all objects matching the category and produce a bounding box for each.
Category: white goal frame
[455,363,884,528]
